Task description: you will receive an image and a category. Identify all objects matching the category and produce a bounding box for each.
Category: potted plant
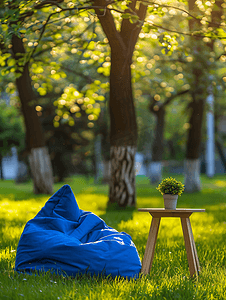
[156,177,185,209]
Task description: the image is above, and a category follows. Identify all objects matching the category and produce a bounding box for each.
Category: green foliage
[0,101,25,156]
[157,177,185,196]
[0,0,110,131]
[1,0,226,167]
[54,80,108,128]
[40,98,98,181]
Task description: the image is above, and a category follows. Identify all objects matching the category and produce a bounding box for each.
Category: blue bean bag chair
[15,185,141,278]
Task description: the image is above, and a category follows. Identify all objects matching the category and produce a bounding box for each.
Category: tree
[41,92,100,182]
[148,89,189,183]
[131,0,225,189]
[215,83,226,172]
[132,36,191,182]
[11,34,54,194]
[1,0,224,203]
[184,0,224,192]
[92,0,148,207]
[0,0,110,192]
[0,2,54,193]
[205,0,224,178]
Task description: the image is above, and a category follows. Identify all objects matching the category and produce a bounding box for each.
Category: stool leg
[187,218,201,273]
[141,217,161,275]
[181,217,198,277]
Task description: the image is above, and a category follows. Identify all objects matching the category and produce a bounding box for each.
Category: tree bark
[184,0,206,192]
[109,52,137,147]
[29,147,54,194]
[11,34,53,194]
[109,145,136,207]
[0,154,4,180]
[94,134,103,184]
[94,0,147,207]
[184,159,201,193]
[102,160,111,183]
[149,107,165,183]
[108,52,137,206]
[184,96,205,192]
[186,97,205,160]
[216,140,226,172]
[152,108,165,162]
[205,0,223,177]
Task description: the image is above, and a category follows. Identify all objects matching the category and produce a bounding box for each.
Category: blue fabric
[15,185,141,278]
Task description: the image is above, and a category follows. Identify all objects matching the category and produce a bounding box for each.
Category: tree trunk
[206,93,215,177]
[109,145,136,207]
[186,98,205,160]
[184,0,221,191]
[94,0,147,207]
[184,159,201,193]
[102,160,111,183]
[12,34,53,194]
[216,140,226,172]
[109,53,137,147]
[205,0,223,177]
[183,0,205,192]
[94,134,103,184]
[149,107,165,183]
[185,97,205,192]
[108,51,137,207]
[148,162,162,184]
[148,90,189,184]
[29,147,54,194]
[0,154,4,180]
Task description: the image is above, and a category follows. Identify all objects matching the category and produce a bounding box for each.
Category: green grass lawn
[0,174,225,299]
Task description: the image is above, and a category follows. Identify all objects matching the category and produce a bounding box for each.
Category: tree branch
[93,0,126,53]
[33,22,94,58]
[146,20,226,39]
[164,89,190,106]
[149,88,190,113]
[143,0,222,28]
[61,66,94,83]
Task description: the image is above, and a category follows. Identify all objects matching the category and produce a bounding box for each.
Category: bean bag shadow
[15,185,141,278]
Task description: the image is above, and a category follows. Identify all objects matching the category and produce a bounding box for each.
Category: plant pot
[163,194,178,210]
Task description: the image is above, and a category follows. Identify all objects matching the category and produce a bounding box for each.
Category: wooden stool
[138,208,205,277]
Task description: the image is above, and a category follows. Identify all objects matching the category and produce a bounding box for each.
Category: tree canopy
[0,0,226,199]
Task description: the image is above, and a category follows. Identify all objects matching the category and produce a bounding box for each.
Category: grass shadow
[99,205,136,229]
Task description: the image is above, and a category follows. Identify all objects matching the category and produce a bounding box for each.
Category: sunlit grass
[0,174,225,299]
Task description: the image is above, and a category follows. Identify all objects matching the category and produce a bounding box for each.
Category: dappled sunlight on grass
[137,196,162,208]
[214,180,226,188]
[0,175,225,299]
[76,193,108,212]
[201,177,226,194]
[0,198,45,223]
[1,225,23,243]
